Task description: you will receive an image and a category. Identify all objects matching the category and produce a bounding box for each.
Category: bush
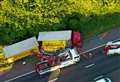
[0,0,120,44]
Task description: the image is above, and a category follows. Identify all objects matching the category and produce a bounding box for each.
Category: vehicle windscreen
[59,51,72,62]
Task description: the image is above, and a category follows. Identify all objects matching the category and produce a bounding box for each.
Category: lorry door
[69,49,80,61]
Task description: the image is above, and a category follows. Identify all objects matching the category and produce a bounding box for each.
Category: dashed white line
[4,70,35,82]
[80,44,105,55]
[48,78,58,82]
[5,39,120,82]
[4,44,104,82]
[85,63,95,68]
[94,75,103,80]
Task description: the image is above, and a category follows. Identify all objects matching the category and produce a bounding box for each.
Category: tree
[0,0,120,44]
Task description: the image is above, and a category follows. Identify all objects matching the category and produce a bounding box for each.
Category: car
[104,40,120,55]
[95,78,112,82]
[94,76,112,82]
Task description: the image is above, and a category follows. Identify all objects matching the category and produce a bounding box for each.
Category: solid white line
[85,63,95,68]
[48,78,58,82]
[5,39,120,82]
[4,44,105,82]
[80,38,120,55]
[4,70,35,82]
[80,44,105,55]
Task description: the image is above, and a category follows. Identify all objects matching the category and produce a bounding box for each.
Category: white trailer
[3,37,39,62]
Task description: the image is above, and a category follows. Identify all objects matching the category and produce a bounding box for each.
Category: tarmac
[0,27,120,82]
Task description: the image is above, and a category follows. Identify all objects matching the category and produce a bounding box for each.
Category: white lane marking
[5,39,120,82]
[4,70,35,82]
[4,44,104,82]
[48,78,58,82]
[4,44,105,82]
[85,63,95,68]
[80,38,120,55]
[100,32,110,40]
[94,75,103,80]
[80,44,105,55]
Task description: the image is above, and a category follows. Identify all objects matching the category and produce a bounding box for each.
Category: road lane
[106,68,120,82]
[58,55,120,82]
[8,47,120,82]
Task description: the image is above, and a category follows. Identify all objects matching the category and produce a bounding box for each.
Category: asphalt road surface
[9,47,120,82]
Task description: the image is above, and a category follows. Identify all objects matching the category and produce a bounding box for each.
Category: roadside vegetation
[0,46,4,64]
[0,0,120,50]
[0,0,120,73]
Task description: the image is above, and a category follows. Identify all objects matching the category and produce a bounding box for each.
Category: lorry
[3,37,39,63]
[104,40,120,55]
[35,30,82,75]
[37,30,82,52]
[35,48,80,75]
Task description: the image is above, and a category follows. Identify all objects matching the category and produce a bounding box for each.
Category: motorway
[7,47,120,82]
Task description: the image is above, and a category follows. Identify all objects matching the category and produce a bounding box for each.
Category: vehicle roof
[3,37,38,58]
[38,30,72,41]
[106,41,120,45]
[96,79,106,82]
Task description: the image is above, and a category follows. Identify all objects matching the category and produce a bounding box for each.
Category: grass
[79,13,120,39]
[0,45,4,59]
[0,46,3,55]
[0,13,120,64]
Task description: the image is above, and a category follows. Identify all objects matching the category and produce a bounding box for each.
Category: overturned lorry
[35,30,82,75]
[3,30,82,75]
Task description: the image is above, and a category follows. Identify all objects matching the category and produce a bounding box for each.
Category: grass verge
[0,13,120,65]
[0,46,4,58]
[79,13,120,39]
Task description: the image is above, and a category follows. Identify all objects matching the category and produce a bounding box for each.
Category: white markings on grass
[85,63,95,68]
[48,78,58,82]
[4,70,35,82]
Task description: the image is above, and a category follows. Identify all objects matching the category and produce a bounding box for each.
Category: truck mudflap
[38,65,60,75]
